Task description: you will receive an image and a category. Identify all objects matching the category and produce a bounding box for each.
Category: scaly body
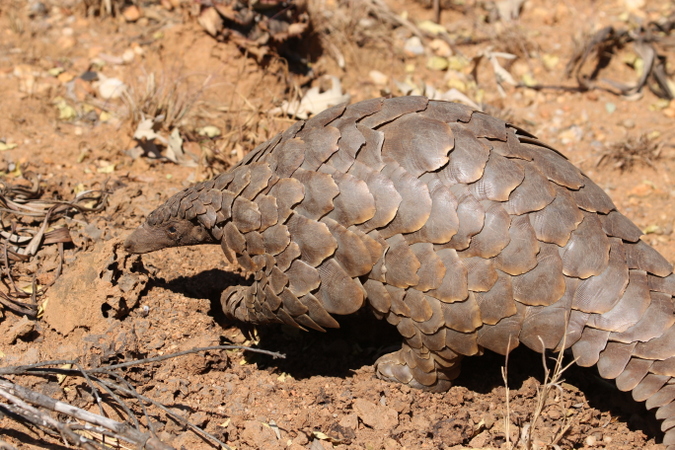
[126,96,675,447]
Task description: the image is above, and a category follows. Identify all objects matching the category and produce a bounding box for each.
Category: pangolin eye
[168,225,177,234]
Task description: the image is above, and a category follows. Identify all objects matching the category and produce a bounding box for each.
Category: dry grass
[122,70,212,134]
[597,133,664,171]
[79,0,131,17]
[502,331,576,449]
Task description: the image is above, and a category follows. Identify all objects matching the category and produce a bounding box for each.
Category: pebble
[558,125,583,144]
[628,182,653,198]
[57,71,76,83]
[663,100,675,118]
[122,48,135,63]
[620,118,635,129]
[97,77,127,99]
[122,5,142,22]
[624,0,645,12]
[429,38,451,57]
[4,316,35,344]
[403,36,425,57]
[369,70,388,85]
[338,413,358,429]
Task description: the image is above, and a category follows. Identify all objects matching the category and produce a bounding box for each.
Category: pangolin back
[125,96,675,447]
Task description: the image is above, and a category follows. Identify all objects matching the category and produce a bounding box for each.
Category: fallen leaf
[0,142,18,151]
[53,97,77,120]
[269,76,350,119]
[427,56,449,71]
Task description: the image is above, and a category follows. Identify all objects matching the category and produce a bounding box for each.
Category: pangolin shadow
[154,268,248,321]
[158,269,660,443]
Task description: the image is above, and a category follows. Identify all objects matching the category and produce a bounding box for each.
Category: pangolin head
[124,187,217,254]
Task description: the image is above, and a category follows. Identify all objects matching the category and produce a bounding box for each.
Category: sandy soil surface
[1,0,674,448]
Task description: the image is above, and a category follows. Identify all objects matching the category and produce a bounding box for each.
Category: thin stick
[501,335,512,450]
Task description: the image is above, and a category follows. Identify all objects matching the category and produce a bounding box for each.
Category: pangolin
[125,96,675,446]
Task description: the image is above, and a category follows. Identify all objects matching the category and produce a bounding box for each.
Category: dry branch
[0,345,285,449]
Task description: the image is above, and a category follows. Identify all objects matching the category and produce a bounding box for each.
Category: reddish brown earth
[1,0,674,448]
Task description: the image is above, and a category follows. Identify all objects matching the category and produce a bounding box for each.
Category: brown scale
[296,124,340,171]
[323,170,376,226]
[291,169,339,220]
[598,342,637,380]
[462,200,511,259]
[529,186,583,246]
[503,162,556,215]
[468,150,524,202]
[406,175,459,245]
[379,114,454,178]
[445,184,484,250]
[125,96,675,447]
[494,214,539,276]
[519,303,568,351]
[571,238,629,314]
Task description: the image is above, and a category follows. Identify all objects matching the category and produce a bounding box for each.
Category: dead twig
[0,378,169,450]
[501,337,513,450]
[565,16,675,99]
[0,345,285,449]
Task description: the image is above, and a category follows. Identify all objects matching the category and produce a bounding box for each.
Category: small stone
[122,49,135,63]
[663,100,675,118]
[621,119,636,129]
[403,36,425,57]
[4,316,35,344]
[369,70,388,85]
[122,5,142,22]
[97,77,127,99]
[628,182,653,198]
[58,36,76,50]
[57,71,76,83]
[132,42,144,55]
[338,413,358,429]
[623,0,645,12]
[468,430,491,448]
[546,408,562,420]
[198,7,223,37]
[558,125,582,144]
[429,38,451,57]
[585,435,597,446]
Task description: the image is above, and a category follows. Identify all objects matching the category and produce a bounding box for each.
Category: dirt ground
[1,0,675,448]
